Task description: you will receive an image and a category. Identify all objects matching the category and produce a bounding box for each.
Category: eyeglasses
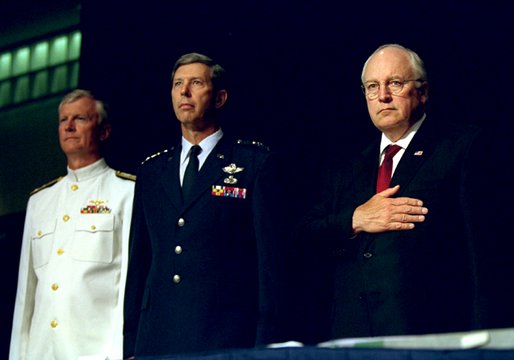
[361,79,423,99]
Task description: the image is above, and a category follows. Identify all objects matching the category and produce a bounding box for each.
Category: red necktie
[376,144,402,193]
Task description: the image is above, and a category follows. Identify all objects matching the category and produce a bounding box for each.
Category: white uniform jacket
[10,159,135,360]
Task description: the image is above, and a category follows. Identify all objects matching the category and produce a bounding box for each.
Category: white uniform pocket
[72,214,115,263]
[31,220,57,269]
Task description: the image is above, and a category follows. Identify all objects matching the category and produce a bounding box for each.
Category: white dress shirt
[378,115,426,175]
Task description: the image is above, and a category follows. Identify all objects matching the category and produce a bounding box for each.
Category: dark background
[76,1,514,232]
[79,0,514,182]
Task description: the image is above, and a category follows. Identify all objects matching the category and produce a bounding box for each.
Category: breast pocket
[31,220,57,269]
[72,214,115,263]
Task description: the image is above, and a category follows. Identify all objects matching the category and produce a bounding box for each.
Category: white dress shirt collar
[181,128,224,169]
[379,114,426,155]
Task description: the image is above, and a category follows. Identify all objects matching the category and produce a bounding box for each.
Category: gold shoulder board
[30,177,63,196]
[115,171,136,181]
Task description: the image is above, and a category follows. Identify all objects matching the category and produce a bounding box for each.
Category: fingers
[394,213,426,224]
[378,184,401,198]
[391,196,425,208]
[397,203,428,215]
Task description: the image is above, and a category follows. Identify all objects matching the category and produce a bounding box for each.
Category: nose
[377,83,392,102]
[63,119,76,132]
[180,83,191,97]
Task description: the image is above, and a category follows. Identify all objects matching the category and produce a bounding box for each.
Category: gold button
[71,184,78,191]
[37,230,42,237]
[51,283,59,291]
[50,320,58,328]
[177,218,185,227]
[175,246,183,254]
[63,215,70,222]
[57,248,64,256]
[91,225,96,231]
[173,274,181,284]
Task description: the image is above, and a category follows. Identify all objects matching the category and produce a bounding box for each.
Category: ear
[418,81,429,103]
[99,123,112,142]
[215,89,228,109]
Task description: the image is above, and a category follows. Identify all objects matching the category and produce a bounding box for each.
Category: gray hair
[58,89,108,124]
[361,44,428,83]
[171,52,227,92]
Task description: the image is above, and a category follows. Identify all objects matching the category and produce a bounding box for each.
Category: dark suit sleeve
[291,160,360,344]
[123,165,152,358]
[295,162,356,245]
[251,151,296,345]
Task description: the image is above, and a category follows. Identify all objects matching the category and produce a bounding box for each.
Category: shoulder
[30,176,64,196]
[233,139,271,153]
[115,170,136,181]
[141,147,174,165]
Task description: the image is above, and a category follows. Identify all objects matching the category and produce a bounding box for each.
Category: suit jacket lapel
[160,146,183,210]
[391,120,437,195]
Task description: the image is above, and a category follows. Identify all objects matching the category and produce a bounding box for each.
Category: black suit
[123,136,291,357]
[298,119,484,341]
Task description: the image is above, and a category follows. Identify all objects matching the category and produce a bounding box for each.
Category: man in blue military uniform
[123,53,291,358]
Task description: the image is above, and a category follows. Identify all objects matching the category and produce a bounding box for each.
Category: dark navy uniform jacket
[123,136,291,357]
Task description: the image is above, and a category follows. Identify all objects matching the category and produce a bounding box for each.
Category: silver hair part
[361,44,428,84]
[58,89,108,124]
[171,52,227,92]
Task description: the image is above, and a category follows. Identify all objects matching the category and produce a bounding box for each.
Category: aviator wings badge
[222,163,244,184]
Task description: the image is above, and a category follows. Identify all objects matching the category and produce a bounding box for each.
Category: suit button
[51,283,59,291]
[177,218,185,227]
[175,246,183,254]
[363,252,373,259]
[50,320,58,328]
[63,214,70,222]
[173,274,181,283]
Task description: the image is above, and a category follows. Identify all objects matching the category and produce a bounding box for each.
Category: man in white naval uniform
[10,89,135,360]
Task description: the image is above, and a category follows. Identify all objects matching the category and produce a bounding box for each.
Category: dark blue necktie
[182,145,202,201]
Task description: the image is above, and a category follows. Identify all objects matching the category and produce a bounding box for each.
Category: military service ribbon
[80,200,111,214]
[211,185,247,199]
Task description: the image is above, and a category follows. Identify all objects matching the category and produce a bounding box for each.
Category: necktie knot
[190,145,202,158]
[383,144,402,161]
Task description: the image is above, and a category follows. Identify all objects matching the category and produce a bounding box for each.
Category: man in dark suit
[123,53,291,358]
[298,44,484,342]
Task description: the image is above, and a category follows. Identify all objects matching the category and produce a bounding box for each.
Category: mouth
[378,107,395,115]
[179,103,194,110]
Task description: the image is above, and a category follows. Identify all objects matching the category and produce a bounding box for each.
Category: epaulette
[141,148,170,164]
[30,176,64,196]
[115,171,136,181]
[235,139,270,152]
